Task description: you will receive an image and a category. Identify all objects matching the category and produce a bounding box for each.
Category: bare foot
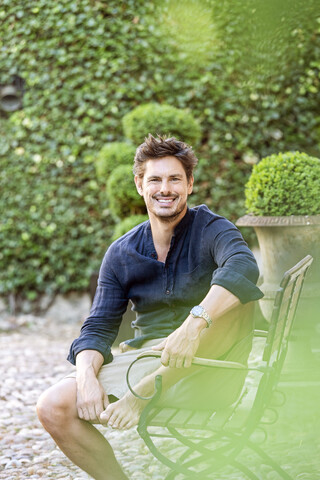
[99,391,147,430]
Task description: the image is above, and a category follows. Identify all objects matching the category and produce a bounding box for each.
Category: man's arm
[76,350,109,422]
[68,245,128,422]
[74,349,110,422]
[67,245,128,366]
[153,283,243,368]
[100,285,251,430]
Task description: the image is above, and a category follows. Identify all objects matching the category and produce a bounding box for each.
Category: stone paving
[1,315,320,479]
[0,316,167,480]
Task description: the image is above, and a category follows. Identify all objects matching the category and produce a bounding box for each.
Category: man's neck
[149,208,187,262]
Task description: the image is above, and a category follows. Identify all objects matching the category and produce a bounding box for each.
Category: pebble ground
[1,315,319,479]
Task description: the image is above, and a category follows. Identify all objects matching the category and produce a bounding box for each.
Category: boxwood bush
[122,103,202,146]
[94,142,136,181]
[106,164,146,219]
[245,151,320,216]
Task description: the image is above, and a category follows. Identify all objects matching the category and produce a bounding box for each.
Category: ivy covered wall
[1,0,319,308]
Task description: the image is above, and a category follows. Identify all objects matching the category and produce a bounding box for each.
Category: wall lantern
[0,75,25,112]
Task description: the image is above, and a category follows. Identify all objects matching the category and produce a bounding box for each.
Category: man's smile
[154,196,178,207]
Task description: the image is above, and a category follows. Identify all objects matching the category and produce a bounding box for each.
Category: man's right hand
[75,349,108,423]
[76,371,109,422]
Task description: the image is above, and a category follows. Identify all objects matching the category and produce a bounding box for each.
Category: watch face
[192,306,203,316]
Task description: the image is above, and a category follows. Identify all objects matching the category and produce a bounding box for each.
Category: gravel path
[0,316,167,480]
[1,315,319,479]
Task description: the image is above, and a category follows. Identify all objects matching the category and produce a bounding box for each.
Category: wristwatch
[190,305,212,328]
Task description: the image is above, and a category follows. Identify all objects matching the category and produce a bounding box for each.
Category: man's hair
[133,134,198,180]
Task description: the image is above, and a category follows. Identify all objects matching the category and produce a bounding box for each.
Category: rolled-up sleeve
[208,221,264,303]
[67,247,128,365]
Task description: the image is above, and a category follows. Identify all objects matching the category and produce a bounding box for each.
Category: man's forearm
[154,284,252,370]
[76,349,105,379]
[187,284,243,359]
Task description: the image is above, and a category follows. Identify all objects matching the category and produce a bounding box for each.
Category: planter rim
[236,214,320,227]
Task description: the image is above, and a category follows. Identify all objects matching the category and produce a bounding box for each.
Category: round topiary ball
[122,103,201,146]
[95,142,136,181]
[245,151,320,216]
[107,164,146,219]
[111,214,149,242]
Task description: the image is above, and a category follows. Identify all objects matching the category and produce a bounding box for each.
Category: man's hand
[75,349,107,423]
[76,372,109,423]
[152,316,206,368]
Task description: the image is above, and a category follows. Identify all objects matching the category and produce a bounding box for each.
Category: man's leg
[101,302,254,429]
[36,378,128,480]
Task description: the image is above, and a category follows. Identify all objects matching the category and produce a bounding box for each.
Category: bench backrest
[263,255,313,375]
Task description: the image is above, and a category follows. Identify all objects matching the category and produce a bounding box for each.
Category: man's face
[135,156,193,223]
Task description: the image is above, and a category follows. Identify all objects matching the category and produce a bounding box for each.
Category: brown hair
[133,134,198,180]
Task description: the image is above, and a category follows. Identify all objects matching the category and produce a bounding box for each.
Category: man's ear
[134,175,143,196]
[188,175,194,195]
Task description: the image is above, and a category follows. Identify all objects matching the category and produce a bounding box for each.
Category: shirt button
[166,290,170,295]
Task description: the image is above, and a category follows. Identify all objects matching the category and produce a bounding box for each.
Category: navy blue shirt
[68,205,263,365]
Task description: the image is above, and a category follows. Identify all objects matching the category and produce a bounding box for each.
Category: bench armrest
[136,350,249,370]
[126,350,269,400]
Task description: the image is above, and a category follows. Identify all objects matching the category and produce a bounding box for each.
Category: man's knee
[37,379,77,432]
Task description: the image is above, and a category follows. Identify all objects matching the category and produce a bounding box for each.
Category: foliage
[245,151,320,216]
[111,214,149,242]
[122,103,201,147]
[1,0,320,303]
[0,151,112,303]
[94,142,136,181]
[106,165,146,219]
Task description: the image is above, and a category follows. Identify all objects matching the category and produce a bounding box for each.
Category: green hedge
[1,0,320,305]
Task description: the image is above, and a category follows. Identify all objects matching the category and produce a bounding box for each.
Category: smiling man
[37,134,263,480]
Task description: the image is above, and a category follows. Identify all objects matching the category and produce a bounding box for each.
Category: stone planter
[236,214,320,320]
[236,214,320,380]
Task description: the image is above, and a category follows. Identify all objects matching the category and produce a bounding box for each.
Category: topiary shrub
[106,164,146,219]
[122,103,202,146]
[95,142,136,181]
[245,151,320,216]
[111,214,149,242]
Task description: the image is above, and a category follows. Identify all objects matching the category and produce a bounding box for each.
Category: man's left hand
[152,317,205,368]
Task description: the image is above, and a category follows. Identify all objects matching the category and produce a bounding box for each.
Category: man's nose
[160,180,171,195]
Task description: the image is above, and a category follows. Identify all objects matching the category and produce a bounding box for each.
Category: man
[37,134,263,480]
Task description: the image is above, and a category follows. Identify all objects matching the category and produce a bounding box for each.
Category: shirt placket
[164,236,175,296]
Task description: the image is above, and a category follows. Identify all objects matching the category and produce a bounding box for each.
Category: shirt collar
[144,207,192,258]
[173,207,192,237]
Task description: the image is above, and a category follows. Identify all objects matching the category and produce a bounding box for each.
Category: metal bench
[126,255,313,479]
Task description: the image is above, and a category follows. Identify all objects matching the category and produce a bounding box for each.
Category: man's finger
[152,339,166,351]
[169,356,177,368]
[78,407,85,420]
[95,402,105,420]
[87,404,98,421]
[161,350,169,366]
[175,357,183,369]
[183,356,193,368]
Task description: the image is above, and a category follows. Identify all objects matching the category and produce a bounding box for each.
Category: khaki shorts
[67,334,252,411]
[66,339,163,400]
